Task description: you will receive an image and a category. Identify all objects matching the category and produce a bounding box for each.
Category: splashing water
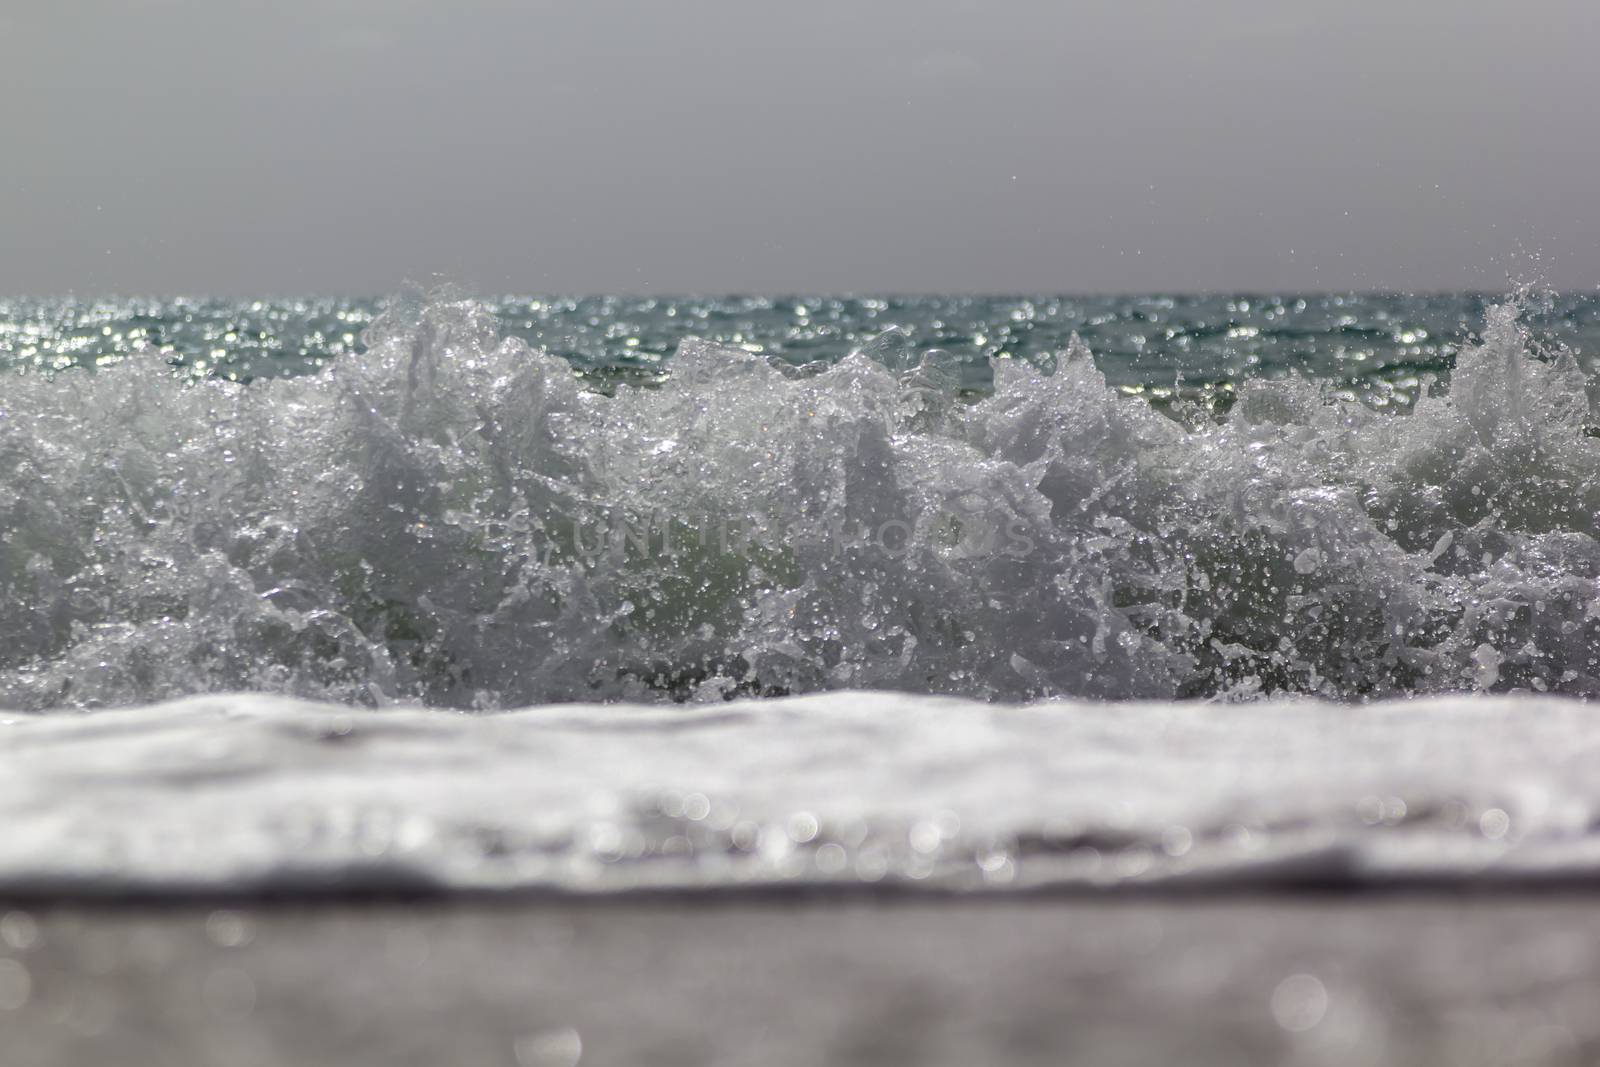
[3,293,1599,711]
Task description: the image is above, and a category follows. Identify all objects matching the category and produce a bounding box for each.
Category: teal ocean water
[9,291,1600,405]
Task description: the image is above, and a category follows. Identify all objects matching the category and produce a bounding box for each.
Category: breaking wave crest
[4,293,1599,710]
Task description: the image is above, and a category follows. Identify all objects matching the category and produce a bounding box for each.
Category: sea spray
[3,293,1599,709]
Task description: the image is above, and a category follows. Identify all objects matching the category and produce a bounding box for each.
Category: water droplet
[1479,808,1511,839]
[0,912,39,952]
[1271,974,1328,1032]
[516,1026,583,1067]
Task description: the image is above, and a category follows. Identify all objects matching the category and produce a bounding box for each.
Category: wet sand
[3,893,1598,1066]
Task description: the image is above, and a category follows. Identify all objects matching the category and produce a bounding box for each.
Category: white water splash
[2,294,1598,709]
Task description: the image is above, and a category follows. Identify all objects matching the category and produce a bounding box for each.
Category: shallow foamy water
[1,692,1597,895]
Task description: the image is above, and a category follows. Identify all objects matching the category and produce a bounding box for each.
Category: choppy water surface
[9,291,1600,403]
[5,290,1600,709]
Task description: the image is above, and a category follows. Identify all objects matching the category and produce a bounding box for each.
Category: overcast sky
[3,0,1598,295]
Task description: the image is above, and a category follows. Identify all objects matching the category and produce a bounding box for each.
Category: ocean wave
[2,293,1599,709]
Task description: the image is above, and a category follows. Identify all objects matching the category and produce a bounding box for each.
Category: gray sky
[3,0,1598,295]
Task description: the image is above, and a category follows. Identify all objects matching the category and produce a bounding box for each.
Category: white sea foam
[2,293,1599,707]
[1,691,1598,895]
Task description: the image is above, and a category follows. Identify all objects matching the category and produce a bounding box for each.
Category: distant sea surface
[9,291,1600,405]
